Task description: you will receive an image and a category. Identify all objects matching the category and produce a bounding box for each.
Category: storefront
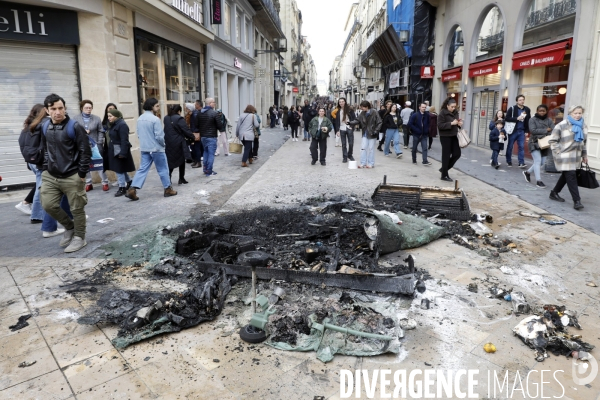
[469,57,503,148]
[134,29,202,120]
[441,67,462,100]
[513,39,572,125]
[0,1,81,186]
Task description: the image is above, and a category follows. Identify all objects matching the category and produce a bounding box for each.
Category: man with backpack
[39,93,91,253]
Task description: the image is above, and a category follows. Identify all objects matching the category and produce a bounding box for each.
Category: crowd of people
[13,92,590,253]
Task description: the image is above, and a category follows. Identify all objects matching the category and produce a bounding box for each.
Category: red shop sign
[292,87,299,93]
[442,67,462,82]
[468,57,502,78]
[481,109,486,117]
[512,39,572,70]
[421,65,435,79]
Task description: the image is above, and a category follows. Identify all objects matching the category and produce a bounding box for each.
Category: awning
[442,66,462,82]
[361,25,408,68]
[468,57,502,78]
[512,39,572,70]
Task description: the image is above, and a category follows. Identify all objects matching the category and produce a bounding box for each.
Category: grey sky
[294,0,353,88]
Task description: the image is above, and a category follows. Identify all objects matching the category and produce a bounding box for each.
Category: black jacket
[505,105,531,133]
[381,113,402,132]
[164,114,195,169]
[105,118,135,174]
[302,107,317,125]
[195,107,225,138]
[378,109,388,132]
[333,108,356,132]
[42,116,91,178]
[489,128,505,151]
[437,108,460,137]
[356,109,382,140]
[19,122,45,167]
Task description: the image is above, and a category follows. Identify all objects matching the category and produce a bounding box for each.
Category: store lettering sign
[234,57,242,69]
[468,63,499,78]
[0,1,79,45]
[513,50,565,70]
[420,66,434,79]
[171,0,202,25]
[442,72,460,82]
[211,0,222,25]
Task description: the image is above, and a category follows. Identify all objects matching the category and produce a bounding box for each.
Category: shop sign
[234,57,242,69]
[469,63,498,77]
[211,0,222,25]
[292,87,299,93]
[513,52,564,70]
[170,0,202,25]
[420,66,434,79]
[0,1,79,45]
[274,69,280,77]
[442,68,462,82]
[389,71,400,88]
[480,109,486,117]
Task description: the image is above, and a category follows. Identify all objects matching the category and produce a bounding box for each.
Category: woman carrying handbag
[523,105,554,188]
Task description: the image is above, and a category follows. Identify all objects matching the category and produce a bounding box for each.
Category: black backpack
[18,125,44,165]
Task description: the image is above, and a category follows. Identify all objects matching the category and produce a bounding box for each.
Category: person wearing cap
[400,101,414,149]
[105,109,135,197]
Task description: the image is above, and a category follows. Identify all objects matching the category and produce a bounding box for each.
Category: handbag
[537,135,551,150]
[229,137,243,154]
[576,163,599,189]
[504,122,516,135]
[457,128,471,148]
[252,115,259,138]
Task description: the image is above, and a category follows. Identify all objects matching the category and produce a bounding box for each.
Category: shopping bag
[457,128,471,148]
[229,137,243,154]
[504,122,516,135]
[576,163,599,189]
[537,135,551,150]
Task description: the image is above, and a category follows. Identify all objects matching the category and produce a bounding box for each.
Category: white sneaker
[43,228,65,238]
[15,202,32,215]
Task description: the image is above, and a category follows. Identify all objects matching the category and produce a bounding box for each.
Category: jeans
[384,129,402,156]
[270,116,276,128]
[303,128,309,140]
[440,136,461,177]
[526,150,547,182]
[116,172,132,188]
[41,171,86,239]
[339,129,354,160]
[216,131,229,155]
[242,139,253,162]
[360,136,377,167]
[86,146,108,184]
[30,163,44,221]
[201,137,217,175]
[131,151,172,189]
[491,150,499,166]
[412,135,429,163]
[553,170,580,202]
[191,141,203,162]
[506,130,525,165]
[402,124,411,147]
[41,195,72,233]
[310,137,327,163]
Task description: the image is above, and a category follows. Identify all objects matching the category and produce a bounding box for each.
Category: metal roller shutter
[0,41,80,186]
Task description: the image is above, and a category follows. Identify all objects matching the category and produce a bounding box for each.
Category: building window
[475,6,504,61]
[245,18,251,50]
[213,71,221,109]
[523,0,576,48]
[447,26,464,68]
[136,34,200,119]
[224,3,231,37]
[473,67,502,87]
[236,12,242,44]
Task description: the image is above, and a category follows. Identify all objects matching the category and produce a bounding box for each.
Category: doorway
[470,89,500,148]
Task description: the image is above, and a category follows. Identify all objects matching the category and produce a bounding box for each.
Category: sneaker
[396,153,403,159]
[85,184,93,192]
[15,202,32,215]
[384,154,390,157]
[412,161,417,165]
[519,163,527,169]
[523,171,531,183]
[115,187,126,197]
[342,158,347,163]
[164,186,177,197]
[507,163,513,167]
[348,156,355,161]
[403,146,408,149]
[64,236,87,253]
[102,184,109,191]
[205,172,217,177]
[311,160,316,165]
[536,181,546,188]
[126,188,139,201]
[574,201,584,210]
[494,165,500,170]
[43,228,65,238]
[422,161,432,166]
[59,229,75,247]
[321,162,326,166]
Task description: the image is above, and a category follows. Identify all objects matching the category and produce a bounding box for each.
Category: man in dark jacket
[40,93,91,253]
[190,100,203,168]
[377,101,392,151]
[408,103,432,165]
[196,97,226,177]
[505,94,530,168]
[302,100,317,141]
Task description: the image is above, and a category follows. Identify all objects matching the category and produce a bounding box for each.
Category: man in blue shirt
[126,98,177,200]
[505,94,531,168]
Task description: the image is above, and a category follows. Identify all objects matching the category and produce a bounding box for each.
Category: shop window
[523,0,576,48]
[475,7,504,61]
[474,67,502,87]
[446,80,461,98]
[136,35,200,119]
[447,26,464,69]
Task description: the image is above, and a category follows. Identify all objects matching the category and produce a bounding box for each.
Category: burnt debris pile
[77,269,234,349]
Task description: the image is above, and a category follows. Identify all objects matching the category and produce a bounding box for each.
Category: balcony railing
[478,31,504,52]
[525,0,576,30]
[247,0,282,33]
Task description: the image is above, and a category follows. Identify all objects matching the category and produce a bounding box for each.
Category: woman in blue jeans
[381,104,403,158]
[524,105,555,188]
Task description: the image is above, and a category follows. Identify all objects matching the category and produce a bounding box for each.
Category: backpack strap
[41,118,77,141]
